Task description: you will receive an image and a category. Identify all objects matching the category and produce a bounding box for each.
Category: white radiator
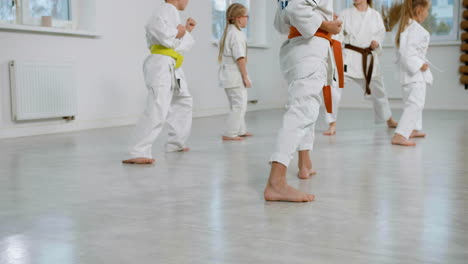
[9,60,77,121]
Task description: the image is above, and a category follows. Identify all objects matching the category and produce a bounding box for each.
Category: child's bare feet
[323,122,336,136]
[178,147,190,152]
[298,168,317,179]
[222,136,244,141]
[387,117,398,128]
[239,132,253,137]
[410,130,426,138]
[122,157,155,164]
[391,133,416,146]
[264,163,315,202]
[298,150,316,179]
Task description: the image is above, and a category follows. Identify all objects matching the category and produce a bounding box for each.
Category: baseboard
[0,101,286,139]
[0,116,138,139]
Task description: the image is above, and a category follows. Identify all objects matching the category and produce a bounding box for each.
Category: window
[0,0,74,29]
[212,0,250,42]
[0,0,17,23]
[334,0,460,44]
[211,0,268,47]
[23,0,72,28]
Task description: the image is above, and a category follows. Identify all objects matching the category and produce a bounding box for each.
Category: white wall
[0,0,287,139]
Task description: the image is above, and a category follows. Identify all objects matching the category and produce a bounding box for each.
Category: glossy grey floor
[0,108,467,264]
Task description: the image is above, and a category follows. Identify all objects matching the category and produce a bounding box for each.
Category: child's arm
[176,18,197,54]
[145,15,181,49]
[237,57,251,88]
[400,27,426,74]
[289,1,331,38]
[371,12,386,54]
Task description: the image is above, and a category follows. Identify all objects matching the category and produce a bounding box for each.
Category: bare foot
[298,168,317,179]
[391,133,416,146]
[122,157,155,164]
[178,147,190,152]
[222,136,244,141]
[323,123,336,136]
[410,130,426,138]
[387,117,398,128]
[239,132,253,137]
[264,162,315,202]
[297,150,316,179]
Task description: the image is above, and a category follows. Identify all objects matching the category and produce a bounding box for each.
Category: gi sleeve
[373,12,386,55]
[145,15,180,49]
[176,32,195,54]
[273,3,291,35]
[230,31,247,61]
[399,26,425,75]
[287,0,323,39]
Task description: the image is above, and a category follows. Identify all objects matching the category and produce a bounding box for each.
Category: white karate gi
[127,2,195,159]
[395,20,432,139]
[218,24,249,137]
[326,6,392,124]
[270,0,334,167]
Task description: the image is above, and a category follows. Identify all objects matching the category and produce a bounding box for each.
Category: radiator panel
[9,60,77,121]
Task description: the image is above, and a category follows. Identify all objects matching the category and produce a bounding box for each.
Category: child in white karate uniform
[218,3,253,141]
[123,0,196,164]
[323,0,398,136]
[264,0,342,202]
[392,0,432,146]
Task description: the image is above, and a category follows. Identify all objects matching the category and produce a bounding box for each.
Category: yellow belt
[150,44,184,69]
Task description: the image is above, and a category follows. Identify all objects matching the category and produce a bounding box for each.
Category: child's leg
[298,123,317,179]
[223,87,245,141]
[265,72,323,202]
[124,83,173,163]
[324,82,342,136]
[165,93,193,152]
[410,96,426,138]
[236,88,252,137]
[365,77,396,127]
[392,82,425,146]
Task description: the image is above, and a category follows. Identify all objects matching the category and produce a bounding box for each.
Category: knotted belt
[288,27,344,114]
[344,44,374,95]
[150,44,184,69]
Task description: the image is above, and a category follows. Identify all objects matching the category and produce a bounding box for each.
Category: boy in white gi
[264,0,342,202]
[323,0,398,136]
[123,0,196,164]
[218,3,253,141]
[392,0,432,146]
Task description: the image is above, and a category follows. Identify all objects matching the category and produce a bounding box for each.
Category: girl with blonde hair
[391,0,432,146]
[218,3,253,141]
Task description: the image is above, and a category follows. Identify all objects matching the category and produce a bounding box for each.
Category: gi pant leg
[223,87,248,137]
[165,93,193,152]
[128,73,173,159]
[395,82,426,139]
[270,66,325,167]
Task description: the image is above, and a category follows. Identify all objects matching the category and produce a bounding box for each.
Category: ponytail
[395,0,430,47]
[218,3,247,63]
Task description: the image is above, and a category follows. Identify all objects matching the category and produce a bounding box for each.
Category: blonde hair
[395,0,430,47]
[217,3,247,63]
[354,0,373,8]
